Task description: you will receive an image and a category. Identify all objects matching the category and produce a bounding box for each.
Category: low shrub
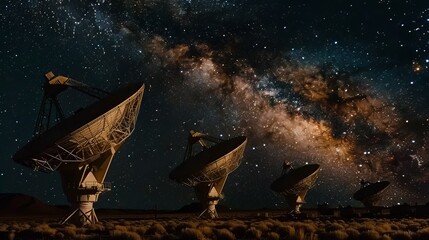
[294,228,306,240]
[417,227,429,240]
[60,225,78,238]
[381,235,392,240]
[378,223,392,232]
[330,230,349,240]
[3,216,429,240]
[245,227,262,239]
[406,223,421,232]
[130,225,148,236]
[181,228,205,240]
[31,223,57,237]
[359,230,380,240]
[146,223,167,235]
[109,229,142,240]
[391,230,413,240]
[277,224,295,238]
[345,228,360,240]
[114,225,128,232]
[326,223,345,232]
[266,231,280,240]
[252,220,273,232]
[199,226,214,238]
[291,222,317,233]
[176,221,198,231]
[215,228,235,240]
[358,222,375,232]
[229,223,247,238]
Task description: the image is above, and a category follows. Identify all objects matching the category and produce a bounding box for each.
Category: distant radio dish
[13,72,144,225]
[271,163,320,214]
[354,180,390,207]
[169,131,247,218]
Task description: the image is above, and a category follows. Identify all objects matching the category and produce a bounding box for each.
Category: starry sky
[1,0,429,210]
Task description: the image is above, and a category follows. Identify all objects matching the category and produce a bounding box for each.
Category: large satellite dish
[169,131,247,218]
[271,162,320,214]
[13,72,144,225]
[353,180,390,207]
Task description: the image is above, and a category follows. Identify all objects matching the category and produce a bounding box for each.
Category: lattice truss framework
[183,144,246,187]
[280,170,320,196]
[32,89,144,172]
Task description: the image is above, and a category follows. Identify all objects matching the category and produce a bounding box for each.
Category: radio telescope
[13,72,144,225]
[169,131,247,218]
[354,180,390,207]
[271,162,320,214]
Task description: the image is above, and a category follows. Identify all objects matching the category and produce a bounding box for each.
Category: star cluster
[0,0,428,209]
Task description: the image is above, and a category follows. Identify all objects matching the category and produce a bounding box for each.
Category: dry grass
[360,230,381,240]
[321,229,349,240]
[215,228,236,240]
[31,223,57,237]
[1,217,429,240]
[345,228,360,240]
[417,227,429,240]
[181,227,205,240]
[227,221,247,238]
[109,229,142,240]
[391,230,413,240]
[245,226,262,239]
[199,225,214,238]
[146,222,167,235]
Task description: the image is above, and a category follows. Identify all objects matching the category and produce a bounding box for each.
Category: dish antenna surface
[353,180,390,207]
[169,131,247,218]
[13,72,144,225]
[271,162,320,214]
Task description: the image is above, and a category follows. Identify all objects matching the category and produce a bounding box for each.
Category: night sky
[1,0,428,210]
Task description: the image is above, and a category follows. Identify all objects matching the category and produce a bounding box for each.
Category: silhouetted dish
[170,136,247,183]
[271,164,320,192]
[353,181,390,201]
[13,82,145,171]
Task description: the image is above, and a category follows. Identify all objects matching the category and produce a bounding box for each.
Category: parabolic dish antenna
[271,163,320,214]
[13,72,144,225]
[353,180,390,207]
[169,130,247,218]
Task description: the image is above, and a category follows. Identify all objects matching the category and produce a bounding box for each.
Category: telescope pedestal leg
[61,201,97,226]
[207,203,218,219]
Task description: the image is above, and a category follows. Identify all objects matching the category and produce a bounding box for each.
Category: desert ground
[2,194,429,239]
[2,215,429,240]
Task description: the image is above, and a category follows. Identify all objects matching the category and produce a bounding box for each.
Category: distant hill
[0,193,66,216]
